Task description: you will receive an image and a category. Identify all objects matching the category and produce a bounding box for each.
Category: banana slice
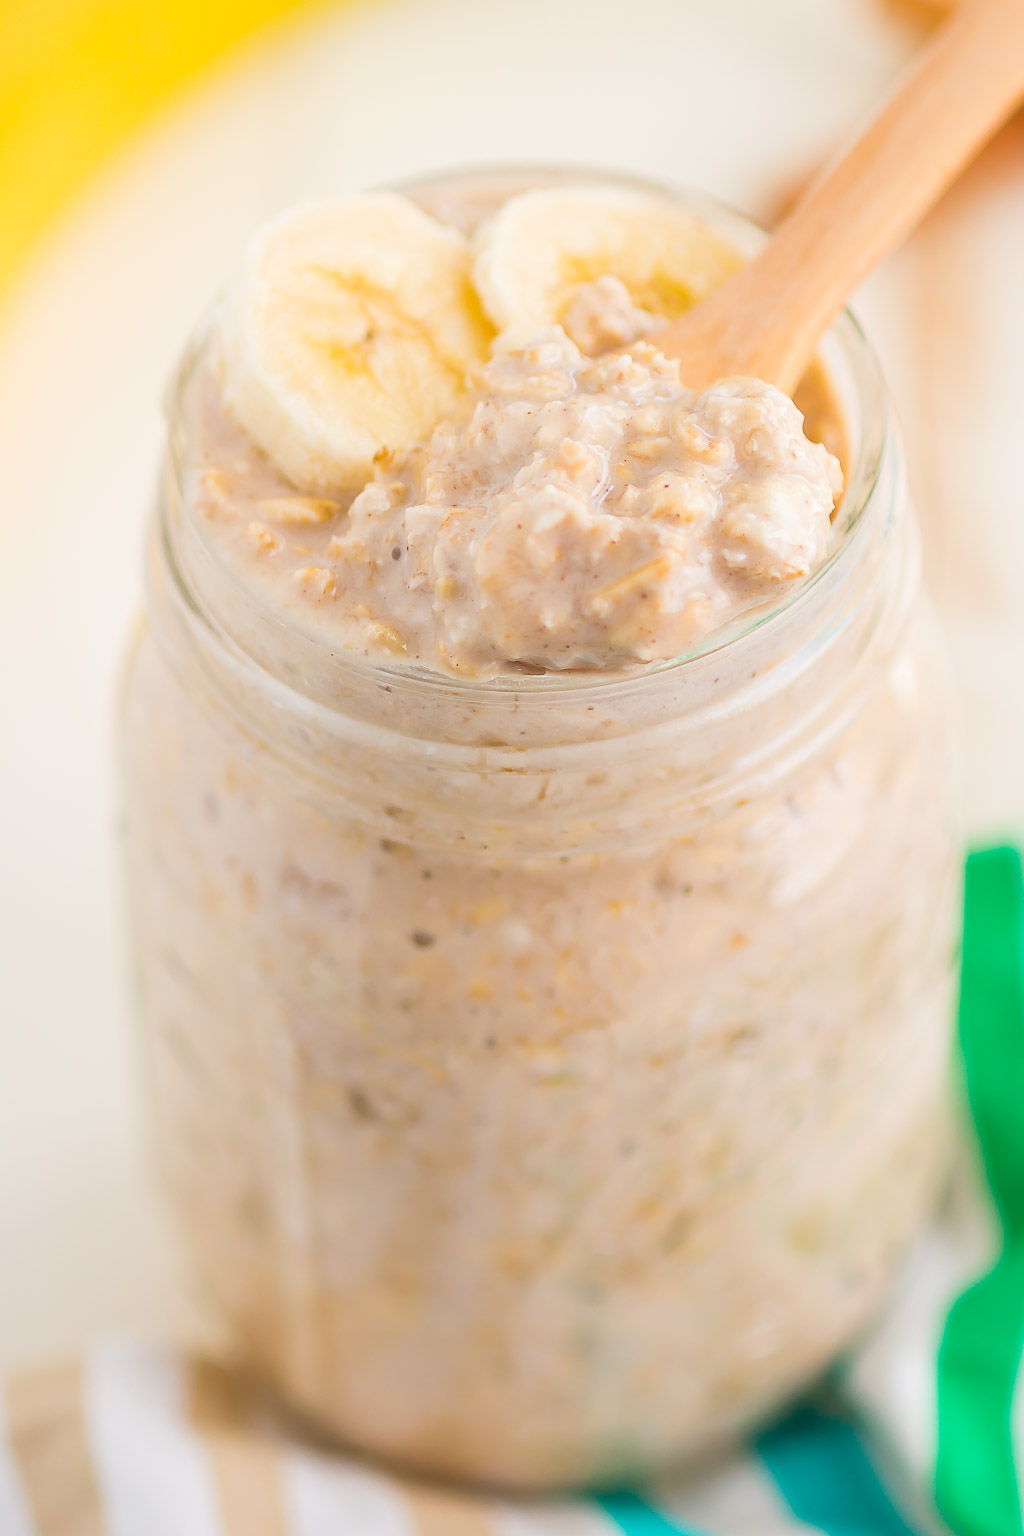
[472,184,743,341]
[218,193,492,494]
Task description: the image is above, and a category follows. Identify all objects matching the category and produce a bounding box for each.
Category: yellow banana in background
[0,0,339,306]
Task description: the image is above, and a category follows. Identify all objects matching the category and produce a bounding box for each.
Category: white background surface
[1,0,1020,1370]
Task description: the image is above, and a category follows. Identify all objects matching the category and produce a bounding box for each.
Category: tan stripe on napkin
[4,1360,107,1536]
[186,1357,291,1536]
[185,1354,497,1536]
[202,1438,291,1536]
[399,1479,499,1536]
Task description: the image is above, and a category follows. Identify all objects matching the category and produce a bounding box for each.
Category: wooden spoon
[652,0,1024,393]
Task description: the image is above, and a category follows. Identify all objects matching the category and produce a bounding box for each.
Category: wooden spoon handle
[656,0,1024,392]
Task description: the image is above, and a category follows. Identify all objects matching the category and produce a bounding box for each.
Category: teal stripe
[592,1491,694,1535]
[936,846,1024,1536]
[756,1403,918,1536]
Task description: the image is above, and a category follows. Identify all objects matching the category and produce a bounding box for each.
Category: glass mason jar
[120,168,960,1491]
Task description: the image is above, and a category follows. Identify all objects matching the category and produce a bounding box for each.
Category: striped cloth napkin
[1,847,1021,1536]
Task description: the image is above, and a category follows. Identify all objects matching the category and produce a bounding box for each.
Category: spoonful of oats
[653,0,1024,393]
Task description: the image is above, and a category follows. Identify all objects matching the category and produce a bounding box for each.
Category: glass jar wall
[120,170,960,1491]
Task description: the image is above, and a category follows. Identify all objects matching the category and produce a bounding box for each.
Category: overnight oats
[121,168,960,1490]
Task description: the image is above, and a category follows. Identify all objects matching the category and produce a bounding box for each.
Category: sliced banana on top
[218,193,492,495]
[472,184,743,341]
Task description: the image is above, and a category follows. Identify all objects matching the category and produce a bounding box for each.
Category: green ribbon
[936,846,1024,1536]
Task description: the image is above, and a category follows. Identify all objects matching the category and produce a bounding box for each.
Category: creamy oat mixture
[195,279,841,677]
[124,178,958,1490]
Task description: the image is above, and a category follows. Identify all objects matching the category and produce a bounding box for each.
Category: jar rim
[163,164,889,709]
